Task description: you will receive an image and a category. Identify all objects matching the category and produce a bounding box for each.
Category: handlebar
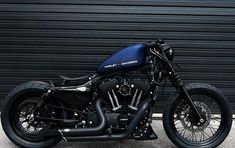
[145,39,165,49]
[145,41,157,49]
[145,39,172,62]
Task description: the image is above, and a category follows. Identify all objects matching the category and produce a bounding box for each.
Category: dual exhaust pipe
[58,99,106,137]
[57,98,151,141]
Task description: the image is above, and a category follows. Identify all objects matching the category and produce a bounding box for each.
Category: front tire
[163,83,232,148]
[1,81,61,148]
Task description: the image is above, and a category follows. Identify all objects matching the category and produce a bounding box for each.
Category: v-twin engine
[98,77,151,128]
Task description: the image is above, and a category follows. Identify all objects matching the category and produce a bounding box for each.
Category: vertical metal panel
[0,0,235,112]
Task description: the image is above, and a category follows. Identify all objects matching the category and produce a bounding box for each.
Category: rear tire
[1,81,62,148]
[163,83,232,148]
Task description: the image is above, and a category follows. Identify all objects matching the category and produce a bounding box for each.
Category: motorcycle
[1,39,232,148]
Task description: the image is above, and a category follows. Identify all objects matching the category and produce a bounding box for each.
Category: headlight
[166,47,174,61]
[162,44,174,62]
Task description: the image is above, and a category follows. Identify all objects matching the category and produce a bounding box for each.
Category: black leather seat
[58,75,90,86]
[59,75,90,81]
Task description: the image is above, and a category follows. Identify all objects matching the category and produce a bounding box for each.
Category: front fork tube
[166,63,203,124]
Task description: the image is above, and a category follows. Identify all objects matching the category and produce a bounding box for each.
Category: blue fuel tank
[96,44,146,74]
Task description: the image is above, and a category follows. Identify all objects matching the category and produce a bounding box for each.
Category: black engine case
[99,78,151,109]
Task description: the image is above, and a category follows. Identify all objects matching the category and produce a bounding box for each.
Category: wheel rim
[171,94,225,145]
[10,93,51,141]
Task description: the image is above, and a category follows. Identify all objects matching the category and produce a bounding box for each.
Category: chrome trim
[129,89,138,109]
[107,91,116,109]
[112,89,121,109]
[135,91,142,107]
[58,130,68,142]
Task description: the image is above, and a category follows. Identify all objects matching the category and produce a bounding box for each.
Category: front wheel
[163,83,232,148]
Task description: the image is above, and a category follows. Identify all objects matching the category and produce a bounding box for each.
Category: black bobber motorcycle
[1,39,232,148]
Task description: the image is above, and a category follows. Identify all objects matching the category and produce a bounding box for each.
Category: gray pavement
[0,120,234,148]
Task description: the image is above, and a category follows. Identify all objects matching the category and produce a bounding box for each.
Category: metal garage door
[0,0,235,112]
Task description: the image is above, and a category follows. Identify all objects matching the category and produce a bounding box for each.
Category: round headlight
[166,47,174,62]
[162,44,174,62]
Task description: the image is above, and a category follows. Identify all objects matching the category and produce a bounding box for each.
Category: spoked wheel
[12,95,51,142]
[163,83,232,148]
[173,95,222,143]
[1,81,62,148]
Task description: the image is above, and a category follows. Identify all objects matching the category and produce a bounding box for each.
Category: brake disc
[179,101,211,132]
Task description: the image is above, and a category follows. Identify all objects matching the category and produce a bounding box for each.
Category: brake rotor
[178,101,211,132]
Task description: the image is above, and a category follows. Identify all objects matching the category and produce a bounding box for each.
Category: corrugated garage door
[0,0,235,112]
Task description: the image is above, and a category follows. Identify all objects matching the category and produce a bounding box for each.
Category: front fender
[166,83,226,107]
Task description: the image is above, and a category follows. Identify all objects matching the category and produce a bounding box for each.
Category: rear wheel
[12,93,54,142]
[163,83,232,148]
[1,81,62,148]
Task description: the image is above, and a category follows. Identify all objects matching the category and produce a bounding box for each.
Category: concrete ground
[0,120,234,148]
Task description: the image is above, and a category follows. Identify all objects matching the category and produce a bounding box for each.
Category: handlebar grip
[145,41,157,48]
[145,39,164,49]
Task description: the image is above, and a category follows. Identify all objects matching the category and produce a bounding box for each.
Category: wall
[0,0,235,112]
